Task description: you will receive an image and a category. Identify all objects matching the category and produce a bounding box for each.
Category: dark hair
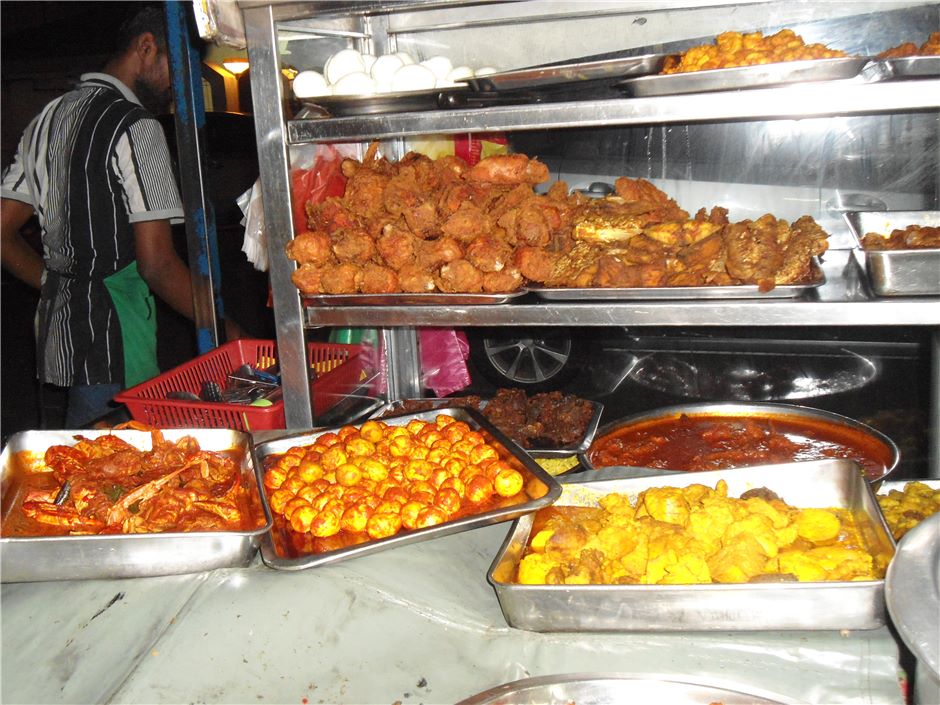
[113,6,168,56]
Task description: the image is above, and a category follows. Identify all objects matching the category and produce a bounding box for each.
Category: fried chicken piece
[466,234,512,273]
[436,259,484,293]
[376,224,417,270]
[572,198,647,243]
[397,263,436,293]
[343,169,390,219]
[594,256,666,288]
[291,263,326,295]
[441,204,492,243]
[307,196,357,232]
[415,236,463,271]
[437,182,490,216]
[694,206,730,225]
[286,230,333,265]
[621,233,667,264]
[321,262,360,294]
[772,215,828,285]
[513,201,554,248]
[482,267,524,293]
[383,174,427,217]
[467,154,550,185]
[677,232,727,272]
[403,200,441,239]
[331,227,377,263]
[513,245,559,284]
[723,218,784,286]
[355,263,400,294]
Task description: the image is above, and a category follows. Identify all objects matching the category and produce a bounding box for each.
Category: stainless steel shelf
[303,252,940,328]
[289,79,940,143]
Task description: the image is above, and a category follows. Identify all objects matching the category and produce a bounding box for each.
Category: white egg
[325,48,365,85]
[361,53,377,73]
[475,66,498,76]
[370,54,404,85]
[421,55,453,81]
[395,51,416,65]
[292,70,330,98]
[446,66,475,83]
[331,71,376,96]
[390,63,437,92]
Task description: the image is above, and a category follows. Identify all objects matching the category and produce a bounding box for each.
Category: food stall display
[2,1,939,703]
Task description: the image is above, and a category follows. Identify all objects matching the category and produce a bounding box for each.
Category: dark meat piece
[482,389,530,446]
[482,389,595,449]
[739,487,783,503]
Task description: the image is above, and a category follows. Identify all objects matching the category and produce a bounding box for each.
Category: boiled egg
[421,55,453,82]
[390,63,437,92]
[325,48,365,85]
[361,53,377,74]
[394,51,416,65]
[370,53,404,86]
[331,71,376,96]
[292,70,331,98]
[445,66,475,85]
[475,66,498,76]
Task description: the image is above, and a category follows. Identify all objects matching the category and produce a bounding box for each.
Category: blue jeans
[66,384,122,428]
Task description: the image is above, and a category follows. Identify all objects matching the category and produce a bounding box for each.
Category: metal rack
[241,1,940,474]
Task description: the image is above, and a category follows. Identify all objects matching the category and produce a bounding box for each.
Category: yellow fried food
[663,29,848,74]
[516,482,881,585]
[877,481,940,540]
[264,415,529,545]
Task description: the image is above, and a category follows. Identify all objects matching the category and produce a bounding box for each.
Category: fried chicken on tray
[287,141,829,295]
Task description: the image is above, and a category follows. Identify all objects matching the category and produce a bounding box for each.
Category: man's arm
[133,218,247,340]
[0,198,43,289]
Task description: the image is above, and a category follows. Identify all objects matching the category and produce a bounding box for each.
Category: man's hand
[1,198,43,289]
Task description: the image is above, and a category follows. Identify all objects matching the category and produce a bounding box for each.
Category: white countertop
[1,523,906,704]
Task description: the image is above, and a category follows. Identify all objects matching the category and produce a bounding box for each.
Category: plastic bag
[237,179,268,271]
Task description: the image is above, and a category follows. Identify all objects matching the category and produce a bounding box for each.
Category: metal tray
[487,459,895,632]
[455,674,793,705]
[842,210,940,297]
[0,429,272,582]
[302,86,469,116]
[618,57,869,97]
[254,407,562,570]
[529,260,825,300]
[468,52,670,92]
[580,401,899,485]
[878,55,940,79]
[370,398,604,459]
[886,513,940,704]
[303,289,528,306]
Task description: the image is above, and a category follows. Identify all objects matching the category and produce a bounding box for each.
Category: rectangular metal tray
[487,459,895,632]
[618,57,869,97]
[303,289,527,306]
[878,55,940,79]
[528,261,825,301]
[842,210,940,297]
[0,429,272,582]
[468,52,669,93]
[370,398,603,459]
[254,407,562,570]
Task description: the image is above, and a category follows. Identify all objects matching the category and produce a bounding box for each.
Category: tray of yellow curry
[487,459,894,631]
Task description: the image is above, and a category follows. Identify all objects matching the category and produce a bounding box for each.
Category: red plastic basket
[115,339,365,431]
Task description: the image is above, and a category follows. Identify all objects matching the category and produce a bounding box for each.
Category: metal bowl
[455,673,794,705]
[579,402,899,485]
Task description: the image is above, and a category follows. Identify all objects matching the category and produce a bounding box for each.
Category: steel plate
[842,210,940,297]
[885,513,940,700]
[468,52,670,92]
[302,86,469,116]
[618,57,869,97]
[303,289,528,306]
[455,674,793,705]
[254,407,562,570]
[0,429,272,582]
[579,401,900,485]
[487,460,895,632]
[529,260,825,301]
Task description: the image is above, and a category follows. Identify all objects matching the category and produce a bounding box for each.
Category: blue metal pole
[164,0,225,353]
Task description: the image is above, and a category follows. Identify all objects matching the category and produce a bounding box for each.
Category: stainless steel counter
[1,523,907,704]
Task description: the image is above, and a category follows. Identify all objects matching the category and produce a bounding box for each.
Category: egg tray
[486,459,895,632]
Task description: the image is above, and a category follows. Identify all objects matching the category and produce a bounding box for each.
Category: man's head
[107,6,173,114]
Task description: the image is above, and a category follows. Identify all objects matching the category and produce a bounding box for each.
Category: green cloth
[103,261,159,387]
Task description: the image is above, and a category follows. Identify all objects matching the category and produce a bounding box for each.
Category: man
[1,7,236,426]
